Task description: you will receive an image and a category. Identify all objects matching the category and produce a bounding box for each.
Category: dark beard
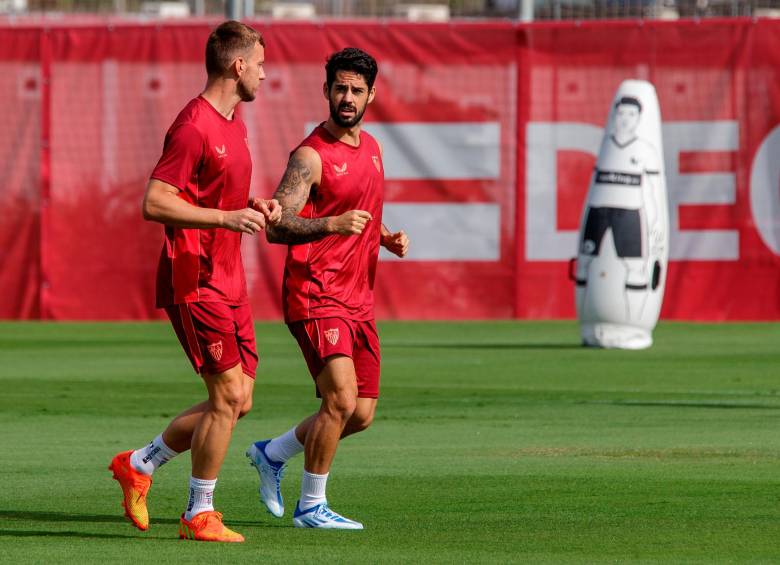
[238,80,255,102]
[329,101,364,128]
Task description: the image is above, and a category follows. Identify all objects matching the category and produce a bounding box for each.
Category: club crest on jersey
[207,341,223,361]
[333,162,348,176]
[215,144,227,159]
[324,328,339,346]
[372,155,381,172]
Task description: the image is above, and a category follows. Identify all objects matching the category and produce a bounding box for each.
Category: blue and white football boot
[246,440,286,518]
[292,501,364,530]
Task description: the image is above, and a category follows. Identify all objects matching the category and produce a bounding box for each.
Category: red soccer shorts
[165,302,258,378]
[287,317,381,399]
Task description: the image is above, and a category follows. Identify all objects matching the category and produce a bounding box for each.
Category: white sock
[265,426,304,463]
[184,477,217,520]
[130,434,179,476]
[299,470,328,510]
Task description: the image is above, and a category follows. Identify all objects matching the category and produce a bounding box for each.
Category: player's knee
[350,411,373,433]
[211,380,245,418]
[237,394,253,419]
[324,390,357,421]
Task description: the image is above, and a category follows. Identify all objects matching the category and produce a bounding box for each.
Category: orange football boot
[179,511,245,543]
[108,450,152,531]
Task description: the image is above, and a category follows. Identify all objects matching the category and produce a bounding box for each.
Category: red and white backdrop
[1,18,779,320]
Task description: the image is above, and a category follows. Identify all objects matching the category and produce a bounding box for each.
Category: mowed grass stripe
[0,321,778,563]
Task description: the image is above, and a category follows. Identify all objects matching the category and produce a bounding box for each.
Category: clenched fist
[250,197,282,225]
[329,210,373,235]
[223,208,268,234]
[381,230,409,258]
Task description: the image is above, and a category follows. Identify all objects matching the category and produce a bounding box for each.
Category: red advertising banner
[518,18,780,321]
[0,18,778,320]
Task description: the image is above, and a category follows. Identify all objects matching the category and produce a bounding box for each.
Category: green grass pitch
[1,320,779,563]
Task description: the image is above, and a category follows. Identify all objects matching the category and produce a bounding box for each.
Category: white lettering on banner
[306,122,500,180]
[750,125,780,255]
[526,123,601,260]
[304,121,502,262]
[663,121,738,260]
[525,121,740,261]
[380,203,500,261]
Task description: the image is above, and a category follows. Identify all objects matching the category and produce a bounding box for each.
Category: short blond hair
[205,20,264,76]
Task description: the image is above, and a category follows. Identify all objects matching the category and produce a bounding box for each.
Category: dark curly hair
[325,48,378,90]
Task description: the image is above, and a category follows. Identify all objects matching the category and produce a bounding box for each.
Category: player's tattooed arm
[266,148,328,244]
[267,146,373,244]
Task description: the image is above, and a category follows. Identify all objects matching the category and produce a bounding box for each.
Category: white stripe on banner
[306,122,500,179]
[380,203,500,261]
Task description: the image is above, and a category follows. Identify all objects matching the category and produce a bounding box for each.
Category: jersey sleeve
[643,139,662,174]
[150,122,204,191]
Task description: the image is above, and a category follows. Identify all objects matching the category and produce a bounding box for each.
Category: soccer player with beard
[246,47,409,529]
[108,21,280,543]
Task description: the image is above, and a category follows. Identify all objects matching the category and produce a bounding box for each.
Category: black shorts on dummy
[582,207,641,258]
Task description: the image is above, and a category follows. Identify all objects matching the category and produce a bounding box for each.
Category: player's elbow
[142,192,167,224]
[141,199,163,223]
[141,198,154,222]
[143,181,179,224]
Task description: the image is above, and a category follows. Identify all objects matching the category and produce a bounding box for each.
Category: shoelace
[129,474,152,495]
[263,459,287,482]
[199,511,223,527]
[317,506,344,521]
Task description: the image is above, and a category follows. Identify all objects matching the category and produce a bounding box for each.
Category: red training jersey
[283,124,385,323]
[151,96,252,307]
